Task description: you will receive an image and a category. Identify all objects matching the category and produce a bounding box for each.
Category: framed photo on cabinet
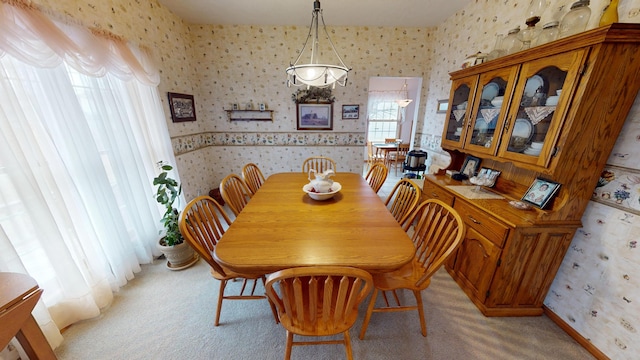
[167,92,196,122]
[460,155,481,177]
[522,178,561,209]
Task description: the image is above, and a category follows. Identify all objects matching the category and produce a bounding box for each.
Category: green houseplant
[153,161,197,270]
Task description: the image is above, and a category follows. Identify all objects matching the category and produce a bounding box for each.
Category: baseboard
[543,305,610,360]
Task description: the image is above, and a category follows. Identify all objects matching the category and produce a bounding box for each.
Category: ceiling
[156,0,472,27]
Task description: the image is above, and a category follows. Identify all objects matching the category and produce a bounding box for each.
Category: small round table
[0,272,56,359]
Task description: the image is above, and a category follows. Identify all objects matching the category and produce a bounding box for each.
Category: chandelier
[286,0,351,88]
[396,80,413,108]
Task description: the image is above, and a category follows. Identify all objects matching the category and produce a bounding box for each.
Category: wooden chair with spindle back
[220,174,253,217]
[384,178,421,224]
[359,199,465,339]
[365,162,389,193]
[179,196,277,326]
[265,266,373,360]
[242,163,265,195]
[301,156,337,173]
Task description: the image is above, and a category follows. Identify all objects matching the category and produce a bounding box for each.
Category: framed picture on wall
[167,92,196,122]
[437,99,449,113]
[297,103,333,130]
[342,104,359,119]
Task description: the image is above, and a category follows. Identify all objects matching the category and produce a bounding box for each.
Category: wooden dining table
[214,172,415,275]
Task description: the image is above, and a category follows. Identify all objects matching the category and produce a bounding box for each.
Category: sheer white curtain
[0,0,176,349]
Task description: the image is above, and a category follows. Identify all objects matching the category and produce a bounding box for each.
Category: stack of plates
[523,141,543,156]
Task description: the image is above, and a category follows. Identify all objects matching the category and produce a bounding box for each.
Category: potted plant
[154,161,197,270]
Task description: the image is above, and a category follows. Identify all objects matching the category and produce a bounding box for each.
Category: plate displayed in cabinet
[508,119,534,152]
[524,75,544,98]
[481,82,500,100]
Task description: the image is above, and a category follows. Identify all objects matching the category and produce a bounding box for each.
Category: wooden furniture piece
[242,163,265,195]
[366,141,384,171]
[301,156,336,173]
[385,143,410,176]
[214,172,415,275]
[0,272,56,360]
[359,200,465,339]
[179,196,276,325]
[219,174,253,217]
[364,163,388,193]
[225,109,274,121]
[265,266,373,360]
[434,24,640,316]
[384,178,422,224]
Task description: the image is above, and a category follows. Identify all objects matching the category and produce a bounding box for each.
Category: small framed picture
[232,103,239,110]
[437,99,449,113]
[477,167,501,187]
[342,104,359,119]
[460,155,481,177]
[522,177,561,209]
[167,92,196,122]
[259,103,266,111]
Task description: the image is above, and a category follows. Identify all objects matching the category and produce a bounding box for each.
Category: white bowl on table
[303,182,342,201]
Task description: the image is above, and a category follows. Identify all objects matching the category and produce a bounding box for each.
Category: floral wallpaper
[25,0,640,359]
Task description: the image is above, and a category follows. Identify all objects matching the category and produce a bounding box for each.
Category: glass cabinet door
[498,50,586,167]
[464,67,518,155]
[442,76,478,148]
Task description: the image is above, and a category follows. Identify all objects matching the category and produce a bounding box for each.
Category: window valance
[0,0,159,85]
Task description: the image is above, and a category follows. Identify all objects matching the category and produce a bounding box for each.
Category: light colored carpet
[53,257,593,360]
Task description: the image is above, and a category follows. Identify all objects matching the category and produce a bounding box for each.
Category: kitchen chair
[384,178,421,224]
[242,163,265,195]
[265,266,373,360]
[385,143,410,176]
[365,163,388,193]
[384,138,397,143]
[301,156,337,173]
[220,174,253,217]
[366,141,384,171]
[179,196,277,326]
[359,199,465,339]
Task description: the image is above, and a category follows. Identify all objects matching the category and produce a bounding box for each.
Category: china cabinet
[434,24,640,316]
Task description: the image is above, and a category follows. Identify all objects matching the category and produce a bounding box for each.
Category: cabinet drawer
[454,200,509,248]
[422,181,455,206]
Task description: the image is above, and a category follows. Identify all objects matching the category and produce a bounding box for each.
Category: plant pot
[157,238,198,270]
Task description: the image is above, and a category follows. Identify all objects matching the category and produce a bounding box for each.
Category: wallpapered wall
[30,0,640,359]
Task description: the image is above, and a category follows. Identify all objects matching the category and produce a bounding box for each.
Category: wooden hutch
[423,24,640,316]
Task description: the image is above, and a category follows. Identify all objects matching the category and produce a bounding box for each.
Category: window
[367,101,400,141]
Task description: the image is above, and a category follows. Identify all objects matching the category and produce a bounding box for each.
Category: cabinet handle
[430,192,439,198]
[467,215,481,224]
[503,116,512,132]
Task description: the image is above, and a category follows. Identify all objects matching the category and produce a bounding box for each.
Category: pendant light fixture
[286,0,351,88]
[396,80,413,108]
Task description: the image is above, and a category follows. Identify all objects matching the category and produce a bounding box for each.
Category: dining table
[214,172,415,275]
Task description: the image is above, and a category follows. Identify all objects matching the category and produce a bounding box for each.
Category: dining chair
[220,174,253,217]
[179,196,277,326]
[384,138,397,143]
[384,178,421,224]
[265,266,373,360]
[366,141,384,171]
[242,163,265,195]
[301,156,337,173]
[365,162,388,193]
[359,199,465,339]
[385,143,410,176]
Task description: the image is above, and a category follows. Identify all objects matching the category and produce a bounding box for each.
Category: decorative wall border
[172,132,366,155]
